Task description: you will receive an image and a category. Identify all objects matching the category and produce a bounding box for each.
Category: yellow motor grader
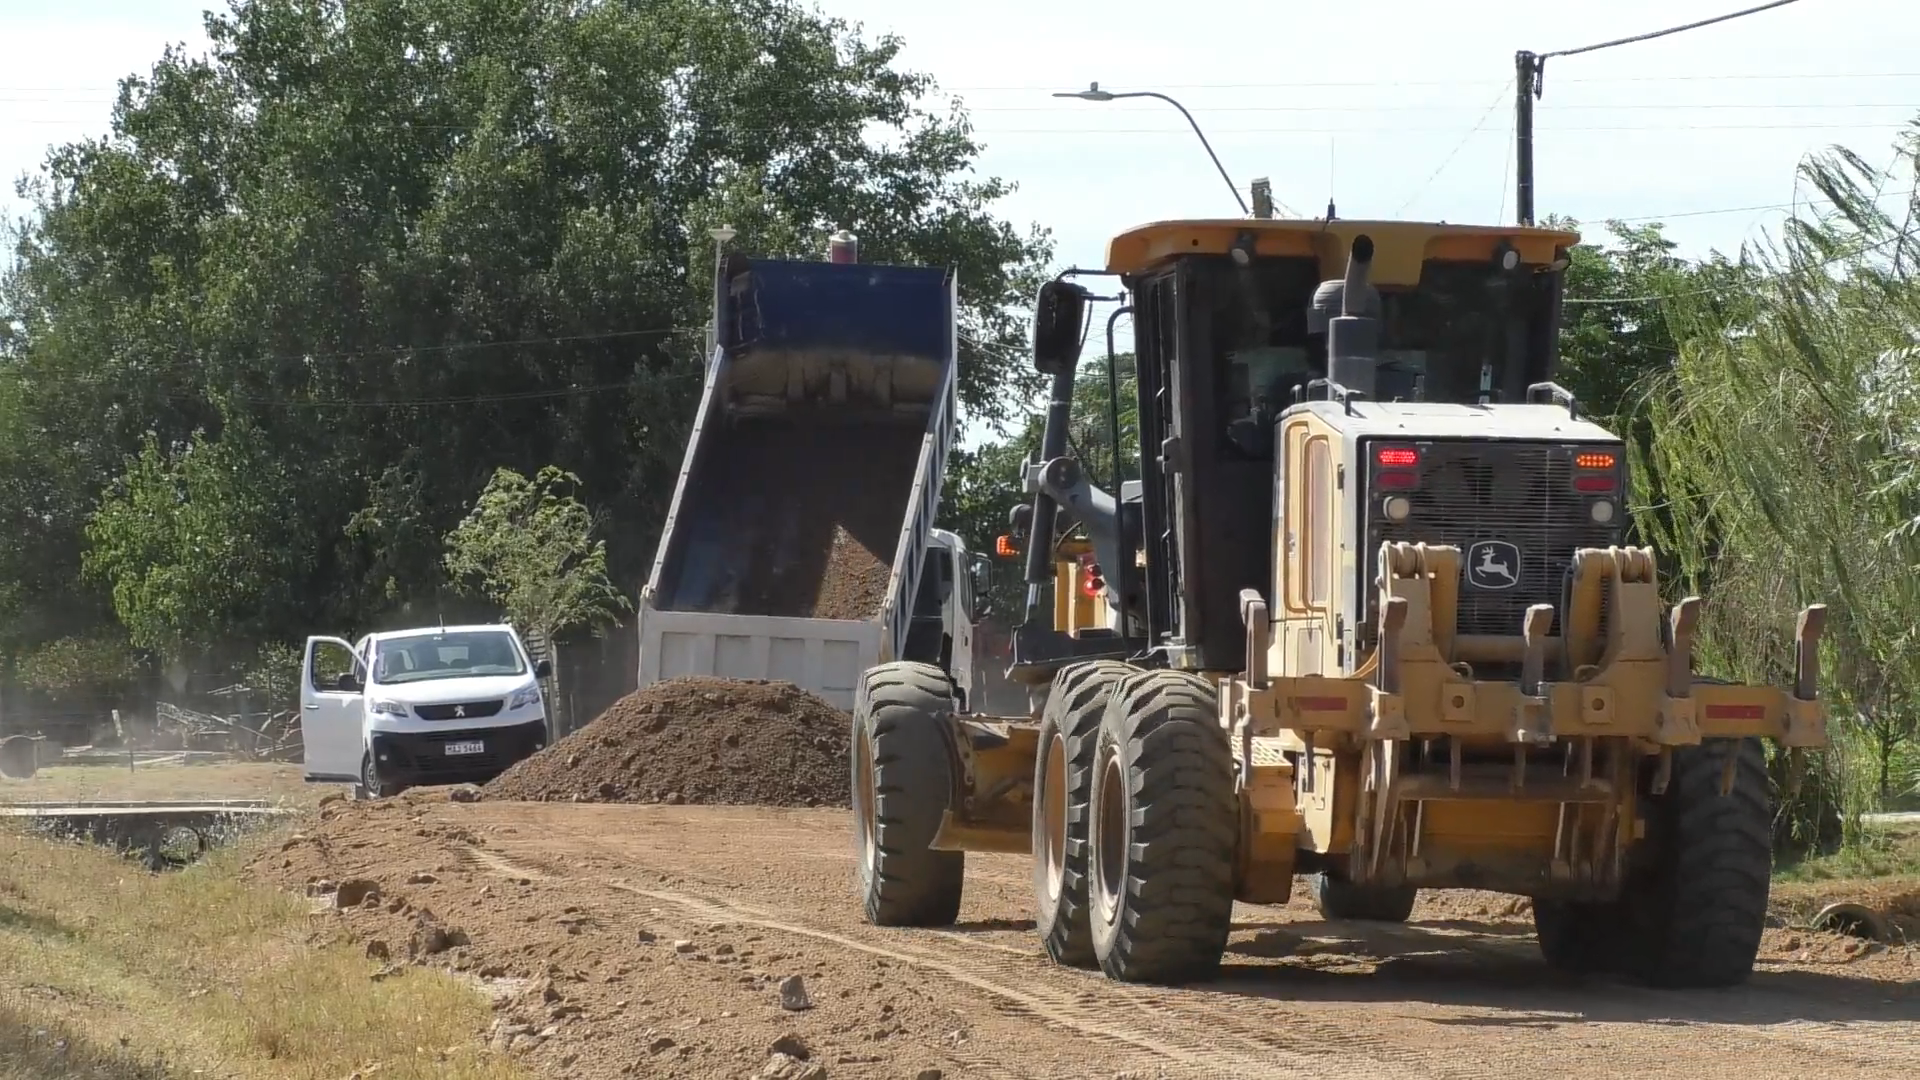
[848,214,1828,989]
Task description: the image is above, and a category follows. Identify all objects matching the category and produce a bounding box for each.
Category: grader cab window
[1373,260,1556,404]
[1188,254,1558,462]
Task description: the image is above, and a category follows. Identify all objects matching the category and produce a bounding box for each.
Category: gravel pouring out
[484,676,851,807]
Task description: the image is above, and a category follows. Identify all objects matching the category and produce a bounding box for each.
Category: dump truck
[635,237,991,712]
[848,215,1829,989]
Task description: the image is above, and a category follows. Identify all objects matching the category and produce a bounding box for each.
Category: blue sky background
[3,1,1914,440]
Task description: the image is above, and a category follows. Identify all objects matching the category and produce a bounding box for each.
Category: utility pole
[1514,51,1539,226]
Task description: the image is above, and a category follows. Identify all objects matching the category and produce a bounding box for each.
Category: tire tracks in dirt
[458,841,1351,1076]
[440,811,1919,1080]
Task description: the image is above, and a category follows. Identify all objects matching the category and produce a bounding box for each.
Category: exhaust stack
[828,229,859,264]
[1306,235,1381,396]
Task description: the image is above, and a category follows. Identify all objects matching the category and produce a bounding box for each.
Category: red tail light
[1080,556,1105,596]
[1375,446,1418,467]
[1375,471,1417,489]
[1574,473,1617,492]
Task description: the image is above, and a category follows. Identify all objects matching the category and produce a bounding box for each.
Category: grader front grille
[1364,440,1623,638]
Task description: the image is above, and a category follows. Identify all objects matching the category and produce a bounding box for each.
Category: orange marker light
[1575,451,1616,470]
[1375,446,1418,467]
[995,534,1018,557]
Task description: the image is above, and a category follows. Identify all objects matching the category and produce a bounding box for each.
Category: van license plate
[445,740,485,755]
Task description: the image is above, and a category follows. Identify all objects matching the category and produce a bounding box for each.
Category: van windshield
[373,630,526,685]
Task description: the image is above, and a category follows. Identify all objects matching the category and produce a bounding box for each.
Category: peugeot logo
[453,705,466,718]
[1465,541,1521,591]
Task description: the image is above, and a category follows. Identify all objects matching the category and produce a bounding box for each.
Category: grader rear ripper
[849,215,1829,989]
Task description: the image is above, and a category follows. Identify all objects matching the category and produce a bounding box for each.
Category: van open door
[301,636,363,783]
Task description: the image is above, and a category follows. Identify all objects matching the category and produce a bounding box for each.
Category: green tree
[1635,132,1920,831]
[443,465,630,645]
[15,631,141,700]
[82,419,315,662]
[0,0,1051,670]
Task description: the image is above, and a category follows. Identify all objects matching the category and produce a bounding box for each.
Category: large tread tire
[1532,898,1625,975]
[1621,736,1773,988]
[1087,670,1238,984]
[1311,874,1417,923]
[853,661,965,927]
[1032,660,1136,968]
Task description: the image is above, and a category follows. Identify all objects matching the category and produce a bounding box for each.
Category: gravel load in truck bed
[660,417,925,621]
[483,676,851,807]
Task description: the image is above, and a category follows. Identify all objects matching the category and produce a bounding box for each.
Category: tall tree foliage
[0,0,1051,669]
[1635,127,1920,814]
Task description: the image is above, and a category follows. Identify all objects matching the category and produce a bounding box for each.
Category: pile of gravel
[484,676,851,807]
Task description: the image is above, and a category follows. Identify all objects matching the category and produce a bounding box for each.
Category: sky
[3,0,1915,442]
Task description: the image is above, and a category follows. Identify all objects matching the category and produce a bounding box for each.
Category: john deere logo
[1466,541,1521,590]
[453,705,466,718]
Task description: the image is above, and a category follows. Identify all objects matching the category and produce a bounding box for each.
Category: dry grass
[0,827,523,1080]
[0,763,325,807]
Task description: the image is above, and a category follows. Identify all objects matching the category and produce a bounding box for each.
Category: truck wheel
[1619,736,1773,988]
[1311,874,1418,923]
[361,752,405,799]
[1087,670,1237,983]
[1532,898,1624,974]
[853,661,964,927]
[1032,660,1135,968]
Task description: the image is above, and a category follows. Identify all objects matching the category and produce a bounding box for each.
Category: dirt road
[258,795,1919,1080]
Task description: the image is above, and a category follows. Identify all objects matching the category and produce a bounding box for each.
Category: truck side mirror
[535,659,553,680]
[1032,279,1090,376]
[968,554,993,620]
[335,672,362,693]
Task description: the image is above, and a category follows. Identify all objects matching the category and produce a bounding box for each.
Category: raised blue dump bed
[717,258,956,417]
[645,255,958,629]
[722,258,953,362]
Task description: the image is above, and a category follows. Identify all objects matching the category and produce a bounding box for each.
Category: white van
[300,623,552,796]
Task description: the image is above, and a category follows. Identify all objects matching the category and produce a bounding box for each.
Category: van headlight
[509,685,542,710]
[369,699,410,718]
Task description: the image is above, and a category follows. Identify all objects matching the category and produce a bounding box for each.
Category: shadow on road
[949,917,1037,934]
[1211,918,1913,1026]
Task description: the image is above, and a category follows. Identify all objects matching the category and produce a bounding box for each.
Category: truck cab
[903,528,991,710]
[301,623,554,796]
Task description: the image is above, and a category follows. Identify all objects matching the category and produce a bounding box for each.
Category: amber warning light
[1375,446,1418,467]
[1575,451,1617,470]
[995,534,1018,557]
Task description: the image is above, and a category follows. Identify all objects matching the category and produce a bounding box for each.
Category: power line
[11,97,1920,113]
[11,69,1920,96]
[1395,80,1514,216]
[1540,0,1805,61]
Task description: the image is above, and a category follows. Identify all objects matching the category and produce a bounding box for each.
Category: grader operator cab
[849,215,1828,990]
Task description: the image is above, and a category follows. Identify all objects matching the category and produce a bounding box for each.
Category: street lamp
[1053,82,1250,217]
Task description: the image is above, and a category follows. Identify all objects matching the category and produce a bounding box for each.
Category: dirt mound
[659,418,923,620]
[484,676,851,807]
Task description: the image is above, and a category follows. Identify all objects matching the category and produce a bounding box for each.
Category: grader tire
[1312,874,1418,923]
[1032,660,1136,968]
[1087,670,1238,984]
[1532,898,1624,974]
[1621,736,1774,988]
[853,661,965,927]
